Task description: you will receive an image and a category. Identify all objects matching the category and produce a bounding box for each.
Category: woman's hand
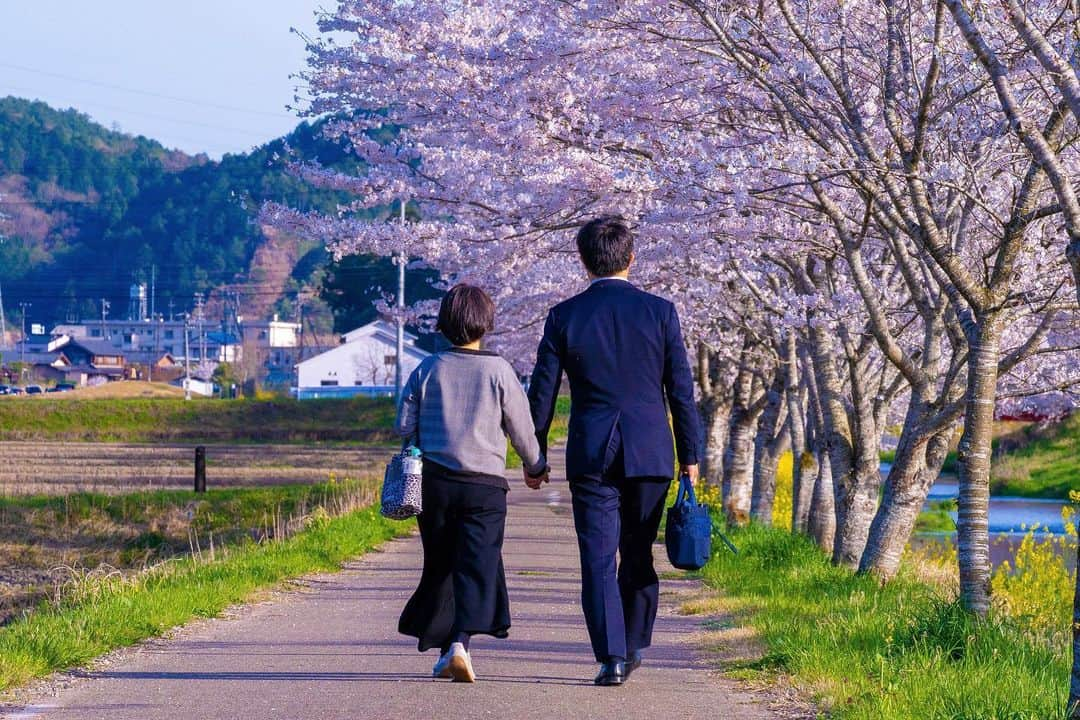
[524,466,550,489]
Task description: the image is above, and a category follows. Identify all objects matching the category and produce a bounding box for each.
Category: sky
[2,1,329,158]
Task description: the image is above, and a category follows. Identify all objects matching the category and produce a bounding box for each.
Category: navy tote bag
[664,473,713,571]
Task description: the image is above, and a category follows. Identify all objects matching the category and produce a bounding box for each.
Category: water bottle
[402,445,423,476]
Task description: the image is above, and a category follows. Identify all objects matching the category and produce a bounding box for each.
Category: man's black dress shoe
[594,659,626,686]
[624,650,643,678]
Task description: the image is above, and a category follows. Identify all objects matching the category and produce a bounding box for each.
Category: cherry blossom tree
[269,0,1080,620]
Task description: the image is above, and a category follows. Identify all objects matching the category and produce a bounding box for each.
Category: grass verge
[0,397,397,443]
[692,461,1075,720]
[0,498,410,693]
[699,521,1069,719]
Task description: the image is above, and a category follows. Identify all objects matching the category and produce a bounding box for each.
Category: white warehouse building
[294,320,430,399]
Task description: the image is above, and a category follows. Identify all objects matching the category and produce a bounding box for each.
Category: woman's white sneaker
[447,642,476,683]
[432,651,453,679]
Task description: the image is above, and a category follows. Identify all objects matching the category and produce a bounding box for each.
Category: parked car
[0,384,10,395]
[46,383,75,393]
[24,385,43,395]
[8,386,24,395]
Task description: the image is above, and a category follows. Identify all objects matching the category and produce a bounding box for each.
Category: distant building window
[259,330,268,340]
[164,330,174,340]
[90,329,101,337]
[385,354,396,366]
[320,380,339,387]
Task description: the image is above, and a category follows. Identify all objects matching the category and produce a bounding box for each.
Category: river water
[879,463,1075,568]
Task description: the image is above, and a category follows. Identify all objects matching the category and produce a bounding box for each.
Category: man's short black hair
[437,283,495,346]
[575,216,634,277]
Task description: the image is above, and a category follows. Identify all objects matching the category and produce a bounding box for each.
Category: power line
[0,85,282,139]
[0,61,297,120]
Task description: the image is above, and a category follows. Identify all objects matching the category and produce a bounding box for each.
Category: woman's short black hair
[576,216,634,277]
[437,283,496,346]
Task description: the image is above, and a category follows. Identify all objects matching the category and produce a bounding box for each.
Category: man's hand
[524,467,550,490]
[680,463,699,484]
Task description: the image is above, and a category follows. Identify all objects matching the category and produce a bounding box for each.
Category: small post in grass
[194,446,207,493]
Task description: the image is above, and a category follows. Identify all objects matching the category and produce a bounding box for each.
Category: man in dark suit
[527,216,701,686]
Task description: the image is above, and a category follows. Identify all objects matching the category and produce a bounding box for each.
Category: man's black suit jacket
[528,278,700,480]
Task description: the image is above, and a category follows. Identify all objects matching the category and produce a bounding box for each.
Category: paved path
[4,476,789,719]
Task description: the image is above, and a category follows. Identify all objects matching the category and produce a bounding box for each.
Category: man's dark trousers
[570,443,670,663]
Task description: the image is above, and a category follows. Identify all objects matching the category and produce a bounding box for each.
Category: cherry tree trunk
[786,334,812,533]
[833,427,882,569]
[723,405,759,526]
[700,393,732,487]
[792,445,815,533]
[750,371,789,525]
[723,346,762,526]
[807,442,835,552]
[805,324,860,566]
[859,420,951,580]
[957,318,1002,617]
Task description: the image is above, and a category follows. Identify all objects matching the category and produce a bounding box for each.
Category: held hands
[680,463,699,484]
[524,466,550,490]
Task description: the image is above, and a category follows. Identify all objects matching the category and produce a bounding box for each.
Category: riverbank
[0,483,407,694]
[989,413,1078,499]
[883,413,1077,500]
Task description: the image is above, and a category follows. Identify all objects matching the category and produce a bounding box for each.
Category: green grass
[880,449,958,474]
[915,499,957,533]
[990,414,1080,499]
[700,520,1069,719]
[505,395,571,469]
[883,415,1078,499]
[0,500,409,693]
[0,397,397,443]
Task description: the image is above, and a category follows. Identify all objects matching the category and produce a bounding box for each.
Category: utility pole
[183,312,191,401]
[100,298,111,341]
[194,293,206,367]
[150,264,156,323]
[18,301,30,368]
[396,199,406,402]
[0,281,7,349]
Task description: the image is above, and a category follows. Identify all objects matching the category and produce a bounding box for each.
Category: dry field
[0,440,393,625]
[0,442,390,496]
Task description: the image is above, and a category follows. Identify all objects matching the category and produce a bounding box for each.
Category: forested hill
[0,96,421,333]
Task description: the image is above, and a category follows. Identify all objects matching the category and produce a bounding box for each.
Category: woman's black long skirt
[398,469,510,652]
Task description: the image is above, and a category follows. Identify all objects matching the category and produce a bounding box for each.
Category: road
[4,471,794,719]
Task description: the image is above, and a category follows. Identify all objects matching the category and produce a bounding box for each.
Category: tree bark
[804,321,865,567]
[701,401,731,486]
[751,369,789,525]
[808,438,835,552]
[804,355,835,551]
[723,341,765,526]
[697,344,733,487]
[723,399,761,525]
[785,333,812,532]
[859,413,951,579]
[957,317,1002,617]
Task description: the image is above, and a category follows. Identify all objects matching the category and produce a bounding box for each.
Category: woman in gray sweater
[395,284,548,683]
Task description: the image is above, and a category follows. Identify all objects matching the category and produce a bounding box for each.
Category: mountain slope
[0,97,383,332]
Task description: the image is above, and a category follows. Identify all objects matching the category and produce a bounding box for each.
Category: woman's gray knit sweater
[395,347,546,487]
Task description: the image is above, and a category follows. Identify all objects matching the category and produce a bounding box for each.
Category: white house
[294,320,430,399]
